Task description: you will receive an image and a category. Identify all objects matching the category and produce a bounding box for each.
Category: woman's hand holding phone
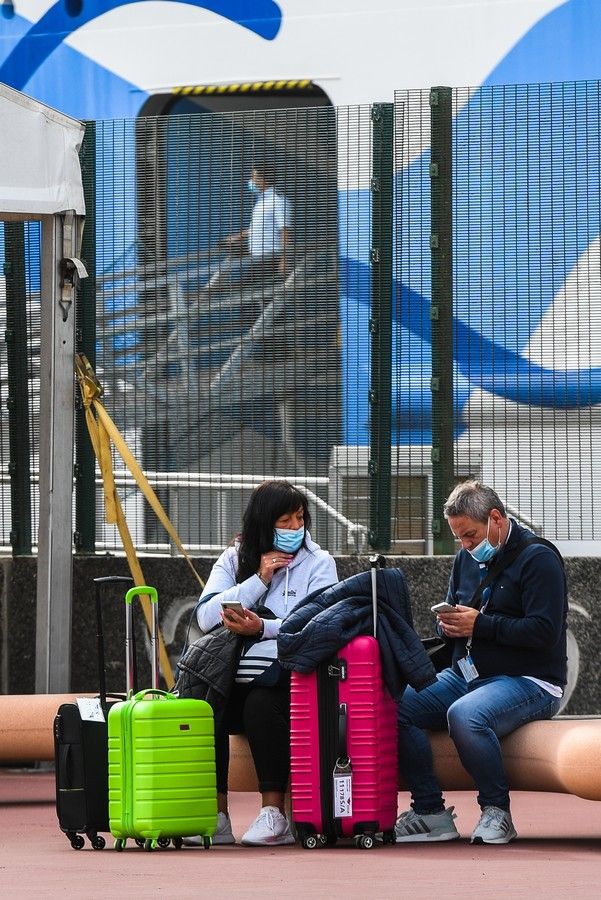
[220,601,263,636]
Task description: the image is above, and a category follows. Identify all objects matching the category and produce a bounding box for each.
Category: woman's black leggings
[215,676,291,794]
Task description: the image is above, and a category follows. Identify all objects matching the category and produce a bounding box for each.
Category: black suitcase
[54,575,134,850]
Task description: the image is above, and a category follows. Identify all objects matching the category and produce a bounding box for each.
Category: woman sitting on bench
[184,480,337,847]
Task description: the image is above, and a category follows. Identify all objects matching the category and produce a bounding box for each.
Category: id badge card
[457,654,479,683]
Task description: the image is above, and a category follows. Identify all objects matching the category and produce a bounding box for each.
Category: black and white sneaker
[471,806,517,844]
[394,806,460,842]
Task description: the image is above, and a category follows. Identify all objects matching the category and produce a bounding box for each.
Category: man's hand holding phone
[430,601,455,614]
[220,600,263,636]
[431,600,480,638]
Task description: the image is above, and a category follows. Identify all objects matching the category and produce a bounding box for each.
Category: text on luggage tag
[333,766,353,818]
[328,659,347,680]
[76,697,105,722]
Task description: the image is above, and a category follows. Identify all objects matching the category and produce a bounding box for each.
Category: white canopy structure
[0,83,86,693]
[0,83,85,216]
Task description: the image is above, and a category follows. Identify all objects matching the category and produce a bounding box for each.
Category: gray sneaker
[471,806,517,844]
[395,806,460,843]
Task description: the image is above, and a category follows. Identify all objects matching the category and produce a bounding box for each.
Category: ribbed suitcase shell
[290,635,398,845]
[108,693,217,844]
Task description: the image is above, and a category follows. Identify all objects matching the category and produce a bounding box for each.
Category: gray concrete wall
[1,555,599,713]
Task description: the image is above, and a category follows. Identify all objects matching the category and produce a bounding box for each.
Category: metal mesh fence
[0,220,41,552]
[88,106,375,554]
[1,82,601,556]
[452,82,601,540]
[393,82,601,544]
[394,91,435,553]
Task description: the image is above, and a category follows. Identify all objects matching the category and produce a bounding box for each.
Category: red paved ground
[1,769,600,899]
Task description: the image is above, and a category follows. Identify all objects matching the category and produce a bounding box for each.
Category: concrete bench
[229,718,601,802]
[1,695,599,803]
[0,694,94,763]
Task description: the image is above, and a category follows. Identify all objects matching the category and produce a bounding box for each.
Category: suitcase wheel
[114,839,126,851]
[302,835,318,850]
[68,834,85,850]
[157,838,170,849]
[144,839,157,852]
[382,829,395,845]
[90,835,106,851]
[134,839,145,849]
[202,836,211,850]
[173,838,184,850]
[355,834,375,850]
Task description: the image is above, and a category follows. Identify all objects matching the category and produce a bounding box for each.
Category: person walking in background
[203,160,293,296]
[395,480,567,845]
[183,480,336,847]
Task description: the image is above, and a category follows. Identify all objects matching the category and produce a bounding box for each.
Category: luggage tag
[457,654,479,683]
[333,758,353,818]
[76,697,105,722]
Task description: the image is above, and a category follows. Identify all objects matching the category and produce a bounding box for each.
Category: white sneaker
[183,812,235,846]
[240,806,295,846]
[471,806,517,844]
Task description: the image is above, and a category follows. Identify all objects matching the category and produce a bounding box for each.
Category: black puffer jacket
[174,626,242,740]
[277,569,436,699]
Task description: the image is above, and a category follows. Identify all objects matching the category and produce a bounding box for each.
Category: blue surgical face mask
[468,517,500,563]
[247,178,259,194]
[273,525,304,553]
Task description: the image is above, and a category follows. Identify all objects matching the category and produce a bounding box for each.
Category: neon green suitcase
[108,586,217,851]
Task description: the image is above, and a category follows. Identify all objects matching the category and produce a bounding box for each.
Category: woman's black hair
[236,480,311,583]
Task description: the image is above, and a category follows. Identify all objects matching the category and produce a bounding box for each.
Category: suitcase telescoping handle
[93,575,133,706]
[368,554,386,639]
[369,553,384,637]
[125,586,159,695]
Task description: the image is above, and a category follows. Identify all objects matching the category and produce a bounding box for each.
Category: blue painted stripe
[341,257,601,410]
[0,0,282,89]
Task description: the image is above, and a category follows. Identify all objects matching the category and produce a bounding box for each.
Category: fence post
[75,122,97,553]
[4,222,32,555]
[369,102,394,551]
[429,87,456,554]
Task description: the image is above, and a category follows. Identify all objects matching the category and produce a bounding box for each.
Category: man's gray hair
[443,480,506,522]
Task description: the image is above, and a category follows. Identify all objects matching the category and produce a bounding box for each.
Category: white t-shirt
[248,187,292,258]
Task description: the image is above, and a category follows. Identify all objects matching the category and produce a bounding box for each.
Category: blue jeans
[397,668,562,813]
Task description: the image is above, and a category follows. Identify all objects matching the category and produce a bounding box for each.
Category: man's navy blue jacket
[447,520,568,686]
[277,568,437,699]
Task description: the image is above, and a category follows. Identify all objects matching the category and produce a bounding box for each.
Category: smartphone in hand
[430,601,456,614]
[220,600,244,613]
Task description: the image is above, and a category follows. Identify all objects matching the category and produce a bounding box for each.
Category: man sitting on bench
[395,481,567,845]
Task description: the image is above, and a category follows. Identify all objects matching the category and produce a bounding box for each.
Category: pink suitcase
[290,557,398,849]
